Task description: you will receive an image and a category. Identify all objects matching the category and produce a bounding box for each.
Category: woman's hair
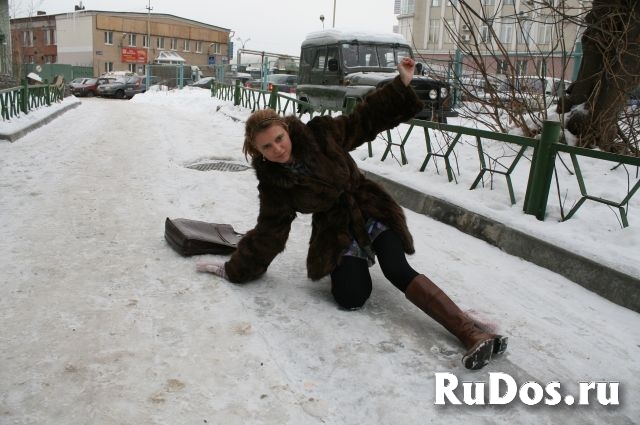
[243,109,288,160]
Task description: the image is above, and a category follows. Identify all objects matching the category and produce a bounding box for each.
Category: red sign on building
[121,48,148,64]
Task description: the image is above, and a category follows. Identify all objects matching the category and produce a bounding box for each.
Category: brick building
[10,9,230,78]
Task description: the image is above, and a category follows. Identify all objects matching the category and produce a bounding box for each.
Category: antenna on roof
[74,2,85,11]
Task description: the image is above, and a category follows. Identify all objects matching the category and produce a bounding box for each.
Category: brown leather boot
[405,274,508,370]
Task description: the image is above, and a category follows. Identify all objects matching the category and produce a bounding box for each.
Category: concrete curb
[363,170,640,314]
[0,100,81,142]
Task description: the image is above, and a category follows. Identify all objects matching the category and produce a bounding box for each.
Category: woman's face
[253,124,293,164]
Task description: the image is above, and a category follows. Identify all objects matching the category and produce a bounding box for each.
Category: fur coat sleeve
[224,182,296,283]
[310,76,424,152]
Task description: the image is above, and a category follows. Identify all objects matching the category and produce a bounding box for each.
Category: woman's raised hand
[398,57,416,87]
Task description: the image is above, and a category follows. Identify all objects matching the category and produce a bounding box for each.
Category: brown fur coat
[225,76,424,283]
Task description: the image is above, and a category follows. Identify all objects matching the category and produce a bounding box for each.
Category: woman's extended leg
[373,230,508,370]
[330,255,372,310]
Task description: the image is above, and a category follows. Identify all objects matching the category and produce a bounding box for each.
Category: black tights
[330,230,419,309]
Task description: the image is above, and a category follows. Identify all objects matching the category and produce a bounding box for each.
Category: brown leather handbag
[164,217,244,256]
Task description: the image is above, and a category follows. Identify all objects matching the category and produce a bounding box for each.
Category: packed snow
[0,88,638,424]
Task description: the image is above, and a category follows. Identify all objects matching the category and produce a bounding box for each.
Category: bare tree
[415,0,639,154]
[557,0,640,153]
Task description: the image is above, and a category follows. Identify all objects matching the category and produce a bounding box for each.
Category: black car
[97,77,129,99]
[124,76,161,98]
[245,74,297,93]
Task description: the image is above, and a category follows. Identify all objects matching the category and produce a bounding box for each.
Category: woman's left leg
[373,230,508,370]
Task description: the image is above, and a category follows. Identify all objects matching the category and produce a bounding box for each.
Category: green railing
[211,82,640,227]
[1,81,65,122]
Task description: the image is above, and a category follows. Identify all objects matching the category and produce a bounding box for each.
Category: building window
[499,19,514,44]
[104,62,114,73]
[171,38,178,50]
[400,0,415,14]
[497,59,509,74]
[446,20,455,42]
[504,0,514,4]
[104,31,113,45]
[210,42,221,54]
[195,41,203,53]
[22,30,34,47]
[128,63,136,73]
[538,19,553,44]
[45,28,56,45]
[44,55,56,63]
[428,19,441,44]
[517,18,533,44]
[516,59,528,76]
[157,37,165,49]
[536,59,548,75]
[480,24,491,42]
[128,33,136,47]
[183,39,190,51]
[432,0,440,6]
[143,35,150,47]
[482,0,495,5]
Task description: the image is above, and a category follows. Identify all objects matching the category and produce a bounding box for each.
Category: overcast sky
[18,0,399,56]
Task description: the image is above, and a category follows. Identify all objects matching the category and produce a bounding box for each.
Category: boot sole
[493,335,508,355]
[462,339,494,370]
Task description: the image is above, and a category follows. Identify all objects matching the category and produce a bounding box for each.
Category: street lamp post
[146,0,152,68]
[235,37,250,66]
[332,0,336,27]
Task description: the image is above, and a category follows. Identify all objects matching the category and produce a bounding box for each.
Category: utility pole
[146,0,152,67]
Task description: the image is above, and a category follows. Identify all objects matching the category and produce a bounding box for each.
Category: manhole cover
[186,161,250,172]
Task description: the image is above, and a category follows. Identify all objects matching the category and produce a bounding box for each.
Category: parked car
[97,77,129,99]
[71,77,116,97]
[188,76,216,89]
[67,77,90,92]
[459,75,570,110]
[245,74,298,93]
[124,75,161,98]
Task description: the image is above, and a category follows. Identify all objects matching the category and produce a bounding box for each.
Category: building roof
[302,29,409,47]
[11,9,230,33]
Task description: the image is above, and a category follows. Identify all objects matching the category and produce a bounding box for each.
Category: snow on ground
[0,89,639,424]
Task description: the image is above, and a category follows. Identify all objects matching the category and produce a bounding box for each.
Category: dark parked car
[97,77,129,99]
[245,74,297,93]
[124,75,161,98]
[71,77,116,97]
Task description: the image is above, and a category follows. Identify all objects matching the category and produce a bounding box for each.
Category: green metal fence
[211,82,640,227]
[1,81,65,122]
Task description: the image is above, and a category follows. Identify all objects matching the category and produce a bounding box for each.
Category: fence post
[523,120,562,220]
[45,84,51,106]
[20,79,28,114]
[233,80,241,106]
[344,97,356,114]
[268,86,278,110]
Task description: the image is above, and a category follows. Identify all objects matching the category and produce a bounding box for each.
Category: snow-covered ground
[0,89,638,424]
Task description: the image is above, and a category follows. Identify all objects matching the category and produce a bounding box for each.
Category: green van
[296,29,456,122]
